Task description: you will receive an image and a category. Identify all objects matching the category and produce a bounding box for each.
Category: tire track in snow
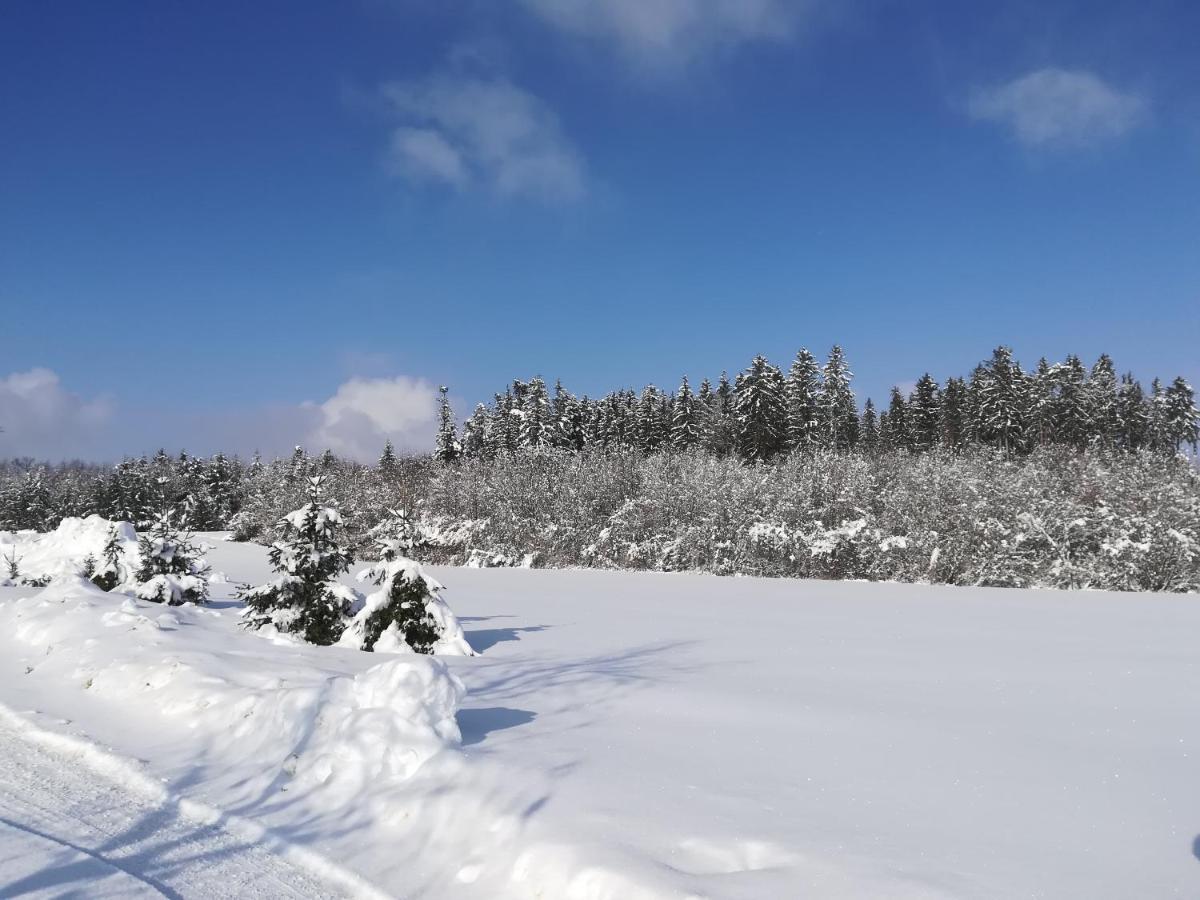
[0,709,355,899]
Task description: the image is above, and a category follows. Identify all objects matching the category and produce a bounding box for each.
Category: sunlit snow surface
[0,536,1196,899]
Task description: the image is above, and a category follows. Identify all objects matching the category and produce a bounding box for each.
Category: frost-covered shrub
[88,524,128,591]
[240,476,357,645]
[134,514,210,605]
[340,515,474,655]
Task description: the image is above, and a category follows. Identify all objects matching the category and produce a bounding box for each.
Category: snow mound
[2,578,465,812]
[0,515,138,584]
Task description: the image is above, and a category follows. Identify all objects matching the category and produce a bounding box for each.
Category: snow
[0,515,138,584]
[0,538,1197,898]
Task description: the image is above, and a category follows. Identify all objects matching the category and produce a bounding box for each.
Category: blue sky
[2,0,1198,461]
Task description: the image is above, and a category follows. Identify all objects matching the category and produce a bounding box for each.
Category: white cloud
[0,369,113,459]
[381,73,587,203]
[968,68,1147,149]
[0,370,440,464]
[304,376,440,463]
[518,0,812,69]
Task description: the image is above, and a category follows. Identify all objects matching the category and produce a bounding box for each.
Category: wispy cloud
[381,71,587,203]
[0,369,112,460]
[517,0,815,71]
[968,68,1147,149]
[0,369,440,463]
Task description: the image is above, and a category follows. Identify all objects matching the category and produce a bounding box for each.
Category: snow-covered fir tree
[1163,377,1198,453]
[670,375,699,450]
[784,348,821,452]
[819,345,857,450]
[339,509,474,655]
[241,475,357,645]
[735,356,787,461]
[90,523,127,592]
[379,440,398,475]
[434,386,461,463]
[908,373,941,452]
[134,512,209,605]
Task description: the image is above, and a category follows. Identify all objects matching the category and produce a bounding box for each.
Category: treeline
[2,445,1198,593]
[439,346,1198,462]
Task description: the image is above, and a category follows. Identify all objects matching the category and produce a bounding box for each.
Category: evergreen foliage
[240,476,356,645]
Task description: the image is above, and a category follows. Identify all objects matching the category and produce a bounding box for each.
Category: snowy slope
[1,539,1197,898]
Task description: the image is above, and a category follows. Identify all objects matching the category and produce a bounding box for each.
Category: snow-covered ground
[0,537,1197,898]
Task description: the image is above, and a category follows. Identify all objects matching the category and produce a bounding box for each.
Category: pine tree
[635,385,667,454]
[1053,355,1092,449]
[818,346,857,451]
[670,375,699,451]
[883,387,909,452]
[134,512,209,605]
[940,377,967,450]
[908,373,941,452]
[735,356,787,461]
[1027,358,1056,448]
[785,348,821,452]
[1162,377,1199,453]
[1088,354,1120,448]
[90,524,127,592]
[461,405,490,459]
[1116,373,1149,451]
[342,510,474,655]
[859,399,880,454]
[519,378,550,450]
[434,385,461,463]
[975,346,1029,454]
[241,476,356,645]
[378,440,398,474]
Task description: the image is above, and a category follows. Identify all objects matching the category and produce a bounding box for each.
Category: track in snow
[0,715,344,899]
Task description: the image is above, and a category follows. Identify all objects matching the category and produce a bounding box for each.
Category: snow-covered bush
[240,476,357,645]
[86,524,128,591]
[134,513,210,605]
[340,512,474,655]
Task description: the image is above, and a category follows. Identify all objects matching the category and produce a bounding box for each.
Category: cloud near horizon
[381,71,588,203]
[0,370,441,464]
[968,68,1147,149]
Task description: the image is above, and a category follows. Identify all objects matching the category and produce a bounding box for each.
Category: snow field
[0,535,1197,898]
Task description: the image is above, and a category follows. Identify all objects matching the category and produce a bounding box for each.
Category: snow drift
[0,515,138,584]
[6,578,465,812]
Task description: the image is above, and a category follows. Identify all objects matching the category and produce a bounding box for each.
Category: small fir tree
[241,476,356,645]
[90,523,126,592]
[134,513,209,605]
[340,510,474,655]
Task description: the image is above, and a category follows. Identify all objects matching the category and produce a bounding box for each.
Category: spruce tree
[883,387,909,452]
[940,377,967,450]
[378,440,398,474]
[434,386,461,463]
[635,385,667,454]
[1088,354,1120,448]
[785,348,821,452]
[670,375,699,450]
[342,510,474,655]
[735,356,787,461]
[134,513,210,605]
[90,523,126,592]
[976,346,1029,454]
[818,346,857,451]
[1116,373,1149,450]
[859,399,880,454]
[1162,377,1199,453]
[241,476,356,645]
[519,378,550,449]
[908,373,942,452]
[462,405,490,459]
